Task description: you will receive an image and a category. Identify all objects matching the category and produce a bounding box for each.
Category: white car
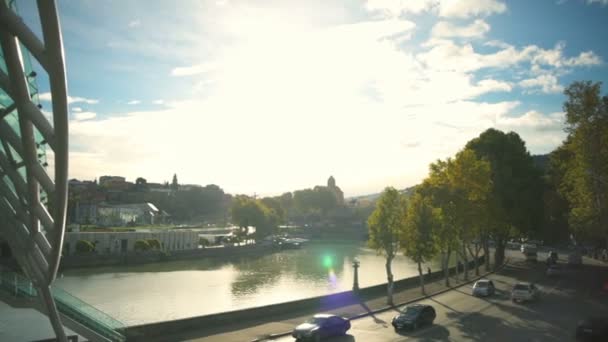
[472,279,496,297]
[511,282,540,303]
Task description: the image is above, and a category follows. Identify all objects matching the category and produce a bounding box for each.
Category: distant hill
[348,185,417,204]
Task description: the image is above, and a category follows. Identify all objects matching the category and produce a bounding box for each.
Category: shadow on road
[396,324,450,341]
[358,302,387,326]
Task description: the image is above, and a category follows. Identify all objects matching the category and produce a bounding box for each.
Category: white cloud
[431,19,490,38]
[565,51,602,66]
[127,100,141,105]
[365,0,506,18]
[62,1,599,196]
[587,0,608,5]
[365,0,436,17]
[72,111,96,121]
[72,107,83,112]
[417,39,602,74]
[128,20,141,28]
[152,99,164,105]
[39,92,99,104]
[519,74,563,94]
[170,62,217,77]
[438,0,507,18]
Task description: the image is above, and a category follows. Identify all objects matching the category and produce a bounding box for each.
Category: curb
[250,259,509,342]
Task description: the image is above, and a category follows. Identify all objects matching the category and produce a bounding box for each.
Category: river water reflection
[55,242,441,325]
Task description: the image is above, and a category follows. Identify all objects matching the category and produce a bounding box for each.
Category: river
[52,241,444,326]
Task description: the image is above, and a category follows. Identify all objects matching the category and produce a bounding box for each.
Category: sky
[18,0,608,197]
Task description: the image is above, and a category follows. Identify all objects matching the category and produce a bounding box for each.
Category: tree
[199,237,211,248]
[75,240,95,254]
[134,239,151,252]
[556,81,608,245]
[146,239,161,250]
[231,195,278,241]
[135,177,148,191]
[447,149,492,277]
[418,160,458,286]
[401,193,438,294]
[466,129,544,268]
[367,187,404,305]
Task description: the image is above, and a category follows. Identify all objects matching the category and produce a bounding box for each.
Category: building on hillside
[73,202,164,226]
[64,230,199,255]
[99,175,126,187]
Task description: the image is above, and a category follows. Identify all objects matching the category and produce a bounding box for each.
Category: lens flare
[322,255,333,269]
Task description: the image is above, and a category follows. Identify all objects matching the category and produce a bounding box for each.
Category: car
[549,251,558,262]
[575,317,608,342]
[392,304,436,331]
[511,282,540,303]
[521,243,537,253]
[292,314,350,341]
[546,264,565,277]
[472,279,496,297]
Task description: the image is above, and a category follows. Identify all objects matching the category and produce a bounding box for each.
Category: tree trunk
[386,256,394,306]
[462,243,469,281]
[417,261,426,294]
[483,240,490,271]
[494,239,506,270]
[474,248,480,276]
[443,249,451,287]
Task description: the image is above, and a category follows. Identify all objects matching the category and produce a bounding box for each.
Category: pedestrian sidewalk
[178,265,497,342]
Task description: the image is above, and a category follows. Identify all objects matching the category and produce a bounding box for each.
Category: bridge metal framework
[0,0,69,340]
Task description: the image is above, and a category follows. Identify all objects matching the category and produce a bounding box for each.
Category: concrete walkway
[179,264,496,342]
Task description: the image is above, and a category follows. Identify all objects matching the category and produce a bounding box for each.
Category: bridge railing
[0,269,125,342]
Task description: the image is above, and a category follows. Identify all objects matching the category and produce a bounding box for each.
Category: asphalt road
[272,250,608,342]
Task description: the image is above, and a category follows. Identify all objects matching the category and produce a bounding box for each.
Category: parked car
[472,279,496,297]
[392,304,436,331]
[549,251,558,262]
[546,264,565,277]
[292,314,350,341]
[576,317,608,342]
[511,282,540,303]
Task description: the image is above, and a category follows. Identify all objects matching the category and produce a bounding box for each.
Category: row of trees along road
[368,128,543,305]
[551,81,608,246]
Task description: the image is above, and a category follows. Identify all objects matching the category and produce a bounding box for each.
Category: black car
[292,314,350,341]
[392,304,436,331]
[576,318,608,342]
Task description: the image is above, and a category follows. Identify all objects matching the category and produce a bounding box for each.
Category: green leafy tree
[199,237,210,248]
[401,193,438,294]
[146,239,161,250]
[556,81,608,245]
[231,195,278,241]
[447,149,492,277]
[367,187,404,305]
[418,160,459,286]
[75,240,95,254]
[134,239,151,252]
[466,129,543,267]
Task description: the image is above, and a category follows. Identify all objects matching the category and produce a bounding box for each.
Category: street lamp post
[352,258,360,292]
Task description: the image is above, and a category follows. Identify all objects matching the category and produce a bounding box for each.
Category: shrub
[146,239,161,250]
[134,239,151,252]
[75,240,95,254]
[199,237,210,247]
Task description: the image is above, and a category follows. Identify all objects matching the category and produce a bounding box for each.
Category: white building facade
[64,230,199,255]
